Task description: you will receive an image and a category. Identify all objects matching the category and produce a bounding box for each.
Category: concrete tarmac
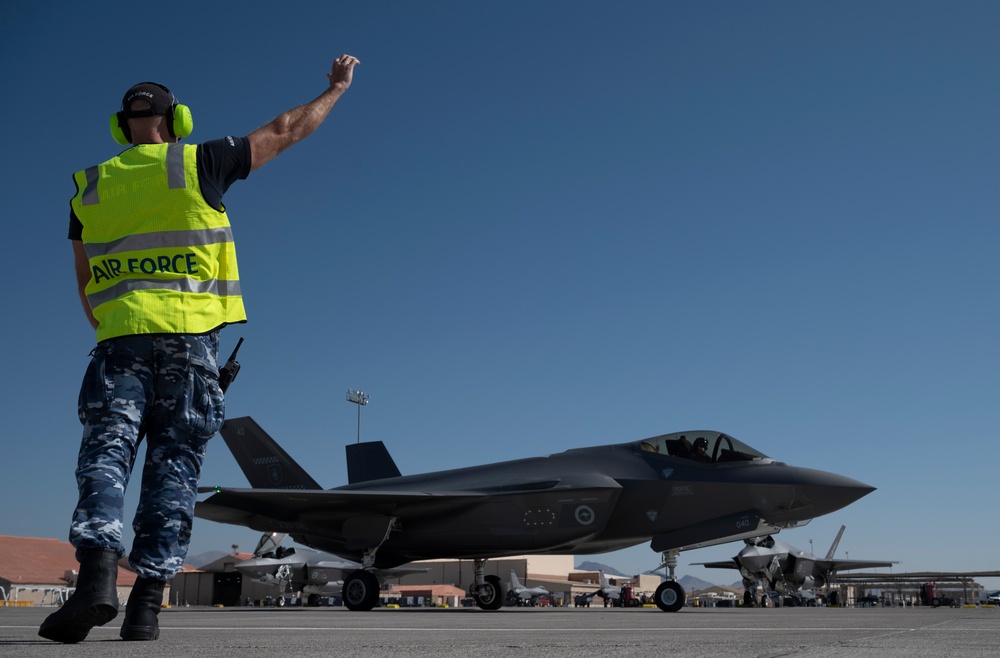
[3,605,999,657]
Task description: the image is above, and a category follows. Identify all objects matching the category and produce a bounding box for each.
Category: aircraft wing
[825,559,899,572]
[310,559,362,570]
[693,560,740,570]
[196,487,488,526]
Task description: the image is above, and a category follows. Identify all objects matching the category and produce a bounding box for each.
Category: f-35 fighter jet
[698,525,897,605]
[195,418,874,612]
[233,532,428,606]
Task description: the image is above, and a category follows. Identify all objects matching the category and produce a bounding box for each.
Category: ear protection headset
[110,82,194,145]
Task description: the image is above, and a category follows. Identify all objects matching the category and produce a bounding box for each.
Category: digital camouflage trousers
[70,331,224,580]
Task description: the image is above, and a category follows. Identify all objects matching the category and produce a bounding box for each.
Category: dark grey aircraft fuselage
[197,425,873,570]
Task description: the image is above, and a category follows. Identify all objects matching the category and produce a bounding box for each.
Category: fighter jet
[507,570,550,605]
[235,544,347,605]
[233,534,427,606]
[196,417,875,612]
[593,570,624,605]
[697,525,897,606]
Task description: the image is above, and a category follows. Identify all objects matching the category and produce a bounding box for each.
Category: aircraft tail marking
[825,525,846,561]
[220,417,322,490]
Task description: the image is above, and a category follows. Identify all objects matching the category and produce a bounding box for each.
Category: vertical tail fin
[824,525,847,561]
[345,441,402,484]
[219,417,322,490]
[509,570,523,590]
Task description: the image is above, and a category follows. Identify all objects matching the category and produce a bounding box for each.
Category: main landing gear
[653,550,686,612]
[469,559,505,610]
[343,515,399,611]
[342,570,381,611]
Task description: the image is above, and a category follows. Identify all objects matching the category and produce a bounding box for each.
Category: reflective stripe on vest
[166,142,186,189]
[81,166,100,206]
[86,276,242,309]
[83,226,235,258]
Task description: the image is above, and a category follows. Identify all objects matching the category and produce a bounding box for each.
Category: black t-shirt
[67,136,252,240]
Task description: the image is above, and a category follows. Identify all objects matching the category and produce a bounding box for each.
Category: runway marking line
[0,626,975,633]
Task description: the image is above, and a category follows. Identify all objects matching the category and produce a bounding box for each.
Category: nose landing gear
[654,549,686,612]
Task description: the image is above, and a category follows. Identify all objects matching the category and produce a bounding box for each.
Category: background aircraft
[233,532,426,606]
[697,525,897,605]
[507,570,549,605]
[592,570,625,605]
[196,417,875,612]
[235,545,346,605]
[595,570,622,601]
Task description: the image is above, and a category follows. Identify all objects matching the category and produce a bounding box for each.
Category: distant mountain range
[574,560,630,576]
[188,550,231,569]
[677,574,719,592]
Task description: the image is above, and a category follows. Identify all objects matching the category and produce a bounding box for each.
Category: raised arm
[247,54,360,172]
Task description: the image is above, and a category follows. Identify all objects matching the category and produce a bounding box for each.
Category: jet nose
[763,467,875,523]
[796,467,875,517]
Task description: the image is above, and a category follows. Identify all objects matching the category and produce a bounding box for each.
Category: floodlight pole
[346,389,370,444]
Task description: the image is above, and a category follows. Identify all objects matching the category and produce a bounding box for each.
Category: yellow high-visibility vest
[71,143,246,341]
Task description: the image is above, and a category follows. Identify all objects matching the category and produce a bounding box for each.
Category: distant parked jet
[507,570,549,604]
[697,525,897,605]
[233,532,426,605]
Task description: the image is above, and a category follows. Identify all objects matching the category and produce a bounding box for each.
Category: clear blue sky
[2,1,997,589]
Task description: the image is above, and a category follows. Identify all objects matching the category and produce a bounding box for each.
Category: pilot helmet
[693,437,709,450]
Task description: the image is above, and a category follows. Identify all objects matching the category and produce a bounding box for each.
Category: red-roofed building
[0,535,194,607]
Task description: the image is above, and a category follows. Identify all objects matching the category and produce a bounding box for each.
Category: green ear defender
[171,104,194,139]
[110,112,130,145]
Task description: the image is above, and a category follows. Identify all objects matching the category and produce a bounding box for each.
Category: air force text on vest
[91,253,199,283]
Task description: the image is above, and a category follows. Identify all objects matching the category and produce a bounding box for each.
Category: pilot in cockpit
[690,437,712,463]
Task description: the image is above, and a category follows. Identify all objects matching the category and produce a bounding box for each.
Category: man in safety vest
[40,54,360,644]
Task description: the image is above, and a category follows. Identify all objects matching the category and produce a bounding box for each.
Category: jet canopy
[638,431,770,464]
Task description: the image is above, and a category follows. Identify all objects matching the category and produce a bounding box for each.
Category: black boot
[120,577,165,641]
[38,548,119,643]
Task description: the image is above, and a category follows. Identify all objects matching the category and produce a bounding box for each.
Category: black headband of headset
[120,82,176,118]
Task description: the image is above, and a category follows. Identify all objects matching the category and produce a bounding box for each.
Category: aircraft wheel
[743,590,754,607]
[474,575,505,610]
[654,581,685,612]
[307,594,320,607]
[343,570,380,611]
